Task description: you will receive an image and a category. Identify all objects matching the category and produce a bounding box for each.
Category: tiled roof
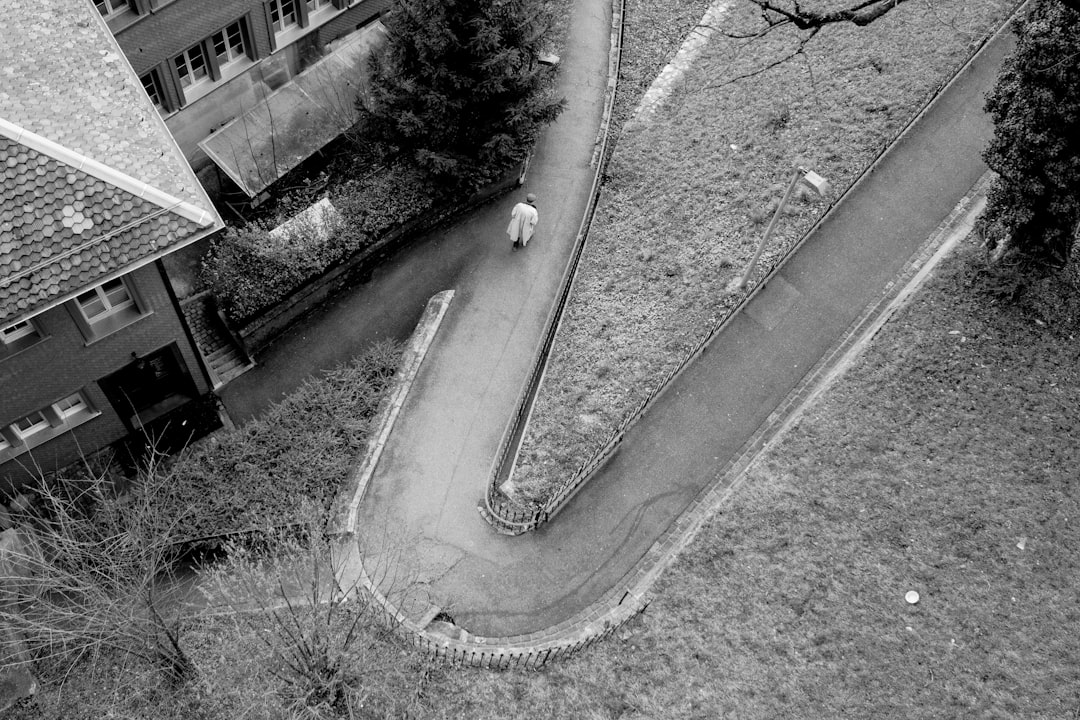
[0,0,223,325]
[0,135,205,323]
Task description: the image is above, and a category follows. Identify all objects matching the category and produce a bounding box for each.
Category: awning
[199,23,386,198]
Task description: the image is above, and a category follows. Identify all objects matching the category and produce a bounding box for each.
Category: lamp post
[736,166,830,291]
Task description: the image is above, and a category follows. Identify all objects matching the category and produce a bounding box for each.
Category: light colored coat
[507,202,538,246]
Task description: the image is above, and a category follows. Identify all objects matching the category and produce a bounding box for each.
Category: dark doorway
[100,343,199,432]
[100,344,223,468]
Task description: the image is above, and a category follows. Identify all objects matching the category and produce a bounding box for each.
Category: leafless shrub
[0,454,195,685]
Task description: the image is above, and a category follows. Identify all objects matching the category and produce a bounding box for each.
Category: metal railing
[481,0,627,534]
[481,5,1012,533]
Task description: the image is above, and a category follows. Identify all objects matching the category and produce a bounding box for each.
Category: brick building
[0,0,225,491]
[96,0,391,198]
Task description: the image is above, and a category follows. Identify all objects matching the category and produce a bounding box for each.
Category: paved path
[349,17,1016,638]
[352,0,612,630]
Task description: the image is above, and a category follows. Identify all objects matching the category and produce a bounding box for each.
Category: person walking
[507,193,538,250]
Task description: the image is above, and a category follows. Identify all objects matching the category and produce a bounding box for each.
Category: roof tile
[0,0,223,325]
[0,137,204,322]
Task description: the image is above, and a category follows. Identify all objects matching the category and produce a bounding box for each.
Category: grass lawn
[511,0,1021,503]
[11,2,1080,718]
[20,236,1076,719]
[428,237,1080,718]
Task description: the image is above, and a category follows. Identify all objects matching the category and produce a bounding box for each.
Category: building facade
[1,0,226,492]
[96,0,391,196]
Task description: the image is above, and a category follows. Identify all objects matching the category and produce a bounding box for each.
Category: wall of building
[0,262,210,488]
[116,0,275,76]
[109,0,388,181]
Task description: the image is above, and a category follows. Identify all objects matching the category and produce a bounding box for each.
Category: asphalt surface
[223,4,1016,638]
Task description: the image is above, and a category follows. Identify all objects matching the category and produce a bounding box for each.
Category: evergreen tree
[977,0,1080,270]
[362,0,565,187]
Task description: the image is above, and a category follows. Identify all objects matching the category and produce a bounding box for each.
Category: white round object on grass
[905,590,920,605]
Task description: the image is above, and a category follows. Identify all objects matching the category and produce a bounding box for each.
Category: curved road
[226,2,1015,639]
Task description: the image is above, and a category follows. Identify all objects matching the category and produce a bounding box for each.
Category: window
[12,411,50,440]
[140,70,164,109]
[266,0,343,51]
[0,318,44,357]
[69,275,147,341]
[54,394,89,419]
[94,0,131,19]
[270,0,301,34]
[1,320,37,345]
[171,18,253,106]
[1,392,98,460]
[211,21,249,70]
[77,277,135,321]
[174,43,209,89]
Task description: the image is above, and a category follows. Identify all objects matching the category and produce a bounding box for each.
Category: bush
[202,160,441,325]
[200,223,320,324]
[153,341,401,546]
[1,463,196,688]
[200,523,418,716]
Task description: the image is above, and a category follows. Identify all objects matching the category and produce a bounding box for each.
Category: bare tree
[739,0,1080,32]
[0,455,195,685]
[741,0,915,30]
[701,1,925,87]
[200,516,419,715]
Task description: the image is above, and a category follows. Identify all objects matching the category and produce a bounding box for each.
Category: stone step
[207,344,241,365]
[217,358,255,384]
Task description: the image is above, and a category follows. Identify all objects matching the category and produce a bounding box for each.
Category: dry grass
[512,0,1021,502]
[17,236,1077,719]
[428,238,1080,719]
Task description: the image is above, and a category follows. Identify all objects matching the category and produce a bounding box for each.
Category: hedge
[202,160,441,325]
[153,340,401,545]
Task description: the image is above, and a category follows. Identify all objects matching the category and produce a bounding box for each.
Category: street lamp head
[798,167,830,197]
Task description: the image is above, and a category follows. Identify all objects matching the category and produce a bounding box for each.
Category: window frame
[78,277,136,321]
[0,391,99,462]
[140,69,169,113]
[171,17,254,107]
[67,275,149,343]
[0,317,46,359]
[12,411,51,441]
[211,21,249,70]
[94,0,133,20]
[174,41,211,92]
[266,0,343,51]
[1,319,38,345]
[269,0,302,35]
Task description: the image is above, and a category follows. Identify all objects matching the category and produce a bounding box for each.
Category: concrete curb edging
[330,172,990,674]
[324,0,656,667]
[328,290,455,536]
[333,542,646,670]
[587,172,995,625]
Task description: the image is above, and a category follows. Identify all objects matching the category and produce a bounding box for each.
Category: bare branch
[703,26,821,90]
[745,0,916,29]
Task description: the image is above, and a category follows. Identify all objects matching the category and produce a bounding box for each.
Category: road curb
[594,172,995,620]
[328,289,454,536]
